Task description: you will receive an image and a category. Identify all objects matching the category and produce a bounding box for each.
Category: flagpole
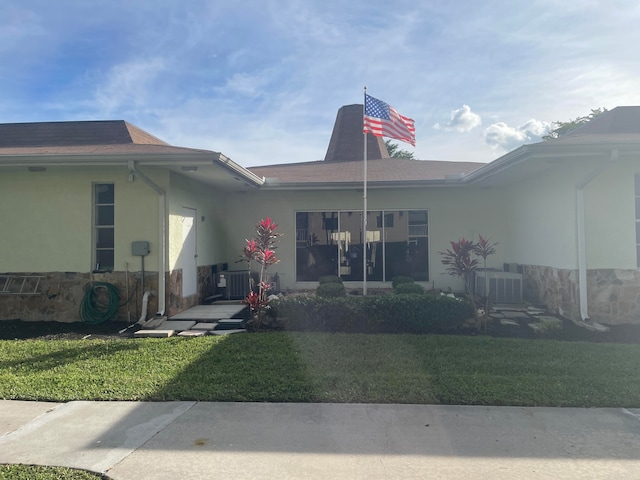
[363,86,368,296]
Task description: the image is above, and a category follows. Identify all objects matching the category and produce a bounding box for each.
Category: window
[295,209,428,282]
[94,183,114,271]
[636,175,640,268]
[377,213,394,228]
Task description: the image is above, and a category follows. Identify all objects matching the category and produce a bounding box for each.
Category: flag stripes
[363,94,415,146]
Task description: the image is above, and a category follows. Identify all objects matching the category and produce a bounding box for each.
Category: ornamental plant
[439,235,498,331]
[472,234,499,321]
[240,217,282,330]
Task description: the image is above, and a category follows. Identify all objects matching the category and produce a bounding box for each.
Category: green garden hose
[79,282,120,324]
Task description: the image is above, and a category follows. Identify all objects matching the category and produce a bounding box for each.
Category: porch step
[191,322,219,330]
[156,320,196,332]
[177,330,208,337]
[217,319,245,328]
[134,329,175,338]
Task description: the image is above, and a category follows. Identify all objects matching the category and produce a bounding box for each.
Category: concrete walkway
[1,401,640,479]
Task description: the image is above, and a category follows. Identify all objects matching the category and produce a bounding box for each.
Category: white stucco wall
[217,185,508,292]
[583,156,638,269]
[167,172,229,271]
[0,166,161,273]
[503,162,584,270]
[502,155,639,271]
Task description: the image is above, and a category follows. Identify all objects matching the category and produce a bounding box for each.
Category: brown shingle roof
[0,120,168,148]
[249,157,485,186]
[324,104,389,162]
[545,106,640,145]
[0,143,212,157]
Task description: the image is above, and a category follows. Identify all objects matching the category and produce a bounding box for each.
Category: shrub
[273,293,474,334]
[318,275,344,285]
[391,276,414,289]
[316,282,346,298]
[394,282,424,295]
[271,296,369,332]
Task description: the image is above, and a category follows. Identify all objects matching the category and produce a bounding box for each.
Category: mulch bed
[0,319,137,341]
[483,316,640,344]
[1,317,639,343]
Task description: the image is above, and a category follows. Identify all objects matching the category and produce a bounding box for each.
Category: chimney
[324,104,390,162]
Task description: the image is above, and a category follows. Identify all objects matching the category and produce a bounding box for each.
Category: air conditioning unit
[221,271,250,300]
[474,271,523,304]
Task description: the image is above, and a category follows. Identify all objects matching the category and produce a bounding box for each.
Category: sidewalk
[1,401,640,479]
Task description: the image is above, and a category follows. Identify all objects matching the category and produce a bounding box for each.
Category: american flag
[363,94,416,146]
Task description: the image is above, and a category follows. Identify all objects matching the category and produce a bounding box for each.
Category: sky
[2,0,640,167]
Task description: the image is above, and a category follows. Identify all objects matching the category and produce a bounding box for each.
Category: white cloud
[483,119,552,151]
[434,105,482,132]
[94,58,167,114]
[216,71,273,98]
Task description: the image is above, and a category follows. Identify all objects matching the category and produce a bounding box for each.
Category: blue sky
[2,0,640,166]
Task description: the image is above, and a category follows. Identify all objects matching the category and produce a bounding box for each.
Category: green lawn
[1,333,639,407]
[0,464,104,479]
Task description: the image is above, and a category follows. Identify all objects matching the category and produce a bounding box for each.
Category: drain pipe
[576,149,618,321]
[128,161,166,316]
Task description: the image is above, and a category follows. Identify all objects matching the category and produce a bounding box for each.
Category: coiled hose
[79,282,120,324]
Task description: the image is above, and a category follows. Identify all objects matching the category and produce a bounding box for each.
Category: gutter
[128,161,166,317]
[257,179,469,190]
[0,151,265,187]
[215,152,265,187]
[576,149,618,322]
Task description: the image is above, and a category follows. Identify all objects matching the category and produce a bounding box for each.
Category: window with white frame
[295,209,428,282]
[94,183,114,272]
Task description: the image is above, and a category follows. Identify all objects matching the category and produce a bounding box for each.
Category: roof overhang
[0,150,265,189]
[461,142,640,188]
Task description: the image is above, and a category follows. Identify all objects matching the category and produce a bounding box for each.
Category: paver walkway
[135,302,247,338]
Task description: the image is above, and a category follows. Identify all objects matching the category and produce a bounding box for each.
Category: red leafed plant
[240,217,283,330]
[439,235,498,331]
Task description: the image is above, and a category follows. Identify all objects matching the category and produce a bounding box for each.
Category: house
[0,120,265,321]
[1,106,639,326]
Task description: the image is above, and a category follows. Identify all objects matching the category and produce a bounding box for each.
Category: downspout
[128,161,166,316]
[576,149,618,321]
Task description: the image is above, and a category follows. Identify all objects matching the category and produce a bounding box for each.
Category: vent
[475,271,523,304]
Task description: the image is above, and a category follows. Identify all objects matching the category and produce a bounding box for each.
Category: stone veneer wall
[523,265,640,325]
[166,265,216,318]
[522,265,581,322]
[0,266,217,323]
[0,271,158,323]
[586,269,640,325]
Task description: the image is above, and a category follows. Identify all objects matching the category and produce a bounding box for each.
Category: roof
[249,157,485,187]
[0,120,168,148]
[0,120,264,188]
[543,106,640,146]
[323,104,389,162]
[0,120,214,157]
[0,143,214,157]
[462,106,640,187]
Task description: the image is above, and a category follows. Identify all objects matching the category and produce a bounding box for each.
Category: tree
[542,108,607,140]
[384,140,415,159]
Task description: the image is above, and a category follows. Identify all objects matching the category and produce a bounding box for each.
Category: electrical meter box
[131,241,150,256]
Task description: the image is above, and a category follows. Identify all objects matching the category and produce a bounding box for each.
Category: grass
[1,333,640,407]
[0,464,105,479]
